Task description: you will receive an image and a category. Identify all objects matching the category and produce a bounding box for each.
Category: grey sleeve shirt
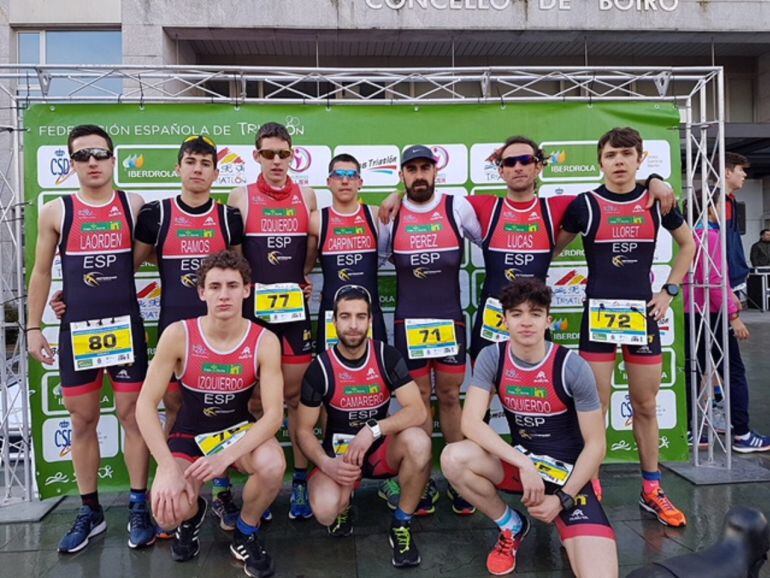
[470,343,600,413]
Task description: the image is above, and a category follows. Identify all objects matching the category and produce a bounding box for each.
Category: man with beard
[296,285,430,568]
[378,145,483,515]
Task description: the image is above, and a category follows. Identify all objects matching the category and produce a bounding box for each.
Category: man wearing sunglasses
[296,285,430,568]
[228,122,318,520]
[307,153,389,352]
[27,124,155,552]
[378,145,484,516]
[380,136,675,363]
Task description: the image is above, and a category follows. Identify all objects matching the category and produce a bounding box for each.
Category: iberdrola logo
[122,154,144,169]
[548,150,567,166]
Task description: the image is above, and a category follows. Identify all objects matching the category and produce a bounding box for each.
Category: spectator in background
[723,153,751,297]
[684,190,770,453]
[750,229,770,268]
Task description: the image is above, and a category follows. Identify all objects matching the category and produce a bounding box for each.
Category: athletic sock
[393,507,413,525]
[641,470,662,495]
[236,515,259,536]
[129,488,147,505]
[212,477,231,498]
[493,506,523,534]
[81,491,100,510]
[293,468,308,484]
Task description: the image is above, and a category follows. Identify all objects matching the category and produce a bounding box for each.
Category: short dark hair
[761,229,769,237]
[490,135,544,165]
[256,122,292,149]
[67,124,113,155]
[328,153,361,174]
[333,285,372,317]
[197,250,252,289]
[178,136,218,167]
[597,127,643,161]
[725,152,749,171]
[499,278,552,313]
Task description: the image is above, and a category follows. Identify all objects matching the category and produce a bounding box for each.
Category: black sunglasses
[71,148,113,162]
[334,284,372,304]
[500,154,539,168]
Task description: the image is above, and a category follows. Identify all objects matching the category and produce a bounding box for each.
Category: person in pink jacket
[684,191,769,452]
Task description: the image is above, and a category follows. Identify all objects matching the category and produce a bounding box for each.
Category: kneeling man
[297,285,431,568]
[442,278,617,577]
[136,251,285,578]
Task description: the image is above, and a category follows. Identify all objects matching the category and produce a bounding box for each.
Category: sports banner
[24,102,685,498]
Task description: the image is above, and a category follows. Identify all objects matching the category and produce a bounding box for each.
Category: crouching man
[296,285,431,568]
[136,251,285,578]
[441,278,618,577]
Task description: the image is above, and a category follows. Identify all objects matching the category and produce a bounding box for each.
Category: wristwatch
[663,283,680,298]
[555,489,576,512]
[365,419,382,440]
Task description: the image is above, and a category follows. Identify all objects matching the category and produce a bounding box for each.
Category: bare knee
[252,444,287,487]
[68,406,100,437]
[436,384,460,406]
[441,441,472,482]
[310,487,347,526]
[285,393,300,411]
[631,396,657,420]
[399,428,432,468]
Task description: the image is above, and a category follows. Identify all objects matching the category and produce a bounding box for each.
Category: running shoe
[377,478,401,511]
[486,513,531,576]
[211,489,240,531]
[732,431,770,453]
[171,497,207,562]
[447,484,476,515]
[414,478,439,517]
[639,489,687,527]
[288,480,313,520]
[231,527,274,578]
[327,507,353,538]
[57,505,107,554]
[388,521,421,567]
[127,501,156,549]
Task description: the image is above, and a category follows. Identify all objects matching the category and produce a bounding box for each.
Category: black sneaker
[388,521,421,568]
[171,496,207,562]
[327,507,353,538]
[447,484,476,516]
[231,527,275,578]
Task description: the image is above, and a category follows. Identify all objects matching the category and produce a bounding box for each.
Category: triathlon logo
[431,145,450,171]
[290,146,312,173]
[83,271,118,287]
[612,255,639,268]
[216,147,247,186]
[180,273,198,288]
[267,251,292,265]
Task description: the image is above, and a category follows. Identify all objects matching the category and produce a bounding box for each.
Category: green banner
[24,102,686,498]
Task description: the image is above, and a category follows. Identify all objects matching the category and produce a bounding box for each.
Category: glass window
[16,30,122,97]
[18,32,40,64]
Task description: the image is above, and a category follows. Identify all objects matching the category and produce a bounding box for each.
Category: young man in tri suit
[136,251,284,578]
[297,286,431,568]
[307,153,388,352]
[442,278,617,577]
[227,122,318,520]
[556,127,695,527]
[133,135,247,531]
[27,125,154,552]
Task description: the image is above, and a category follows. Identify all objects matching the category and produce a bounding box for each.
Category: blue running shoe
[58,505,107,553]
[732,431,770,453]
[262,507,273,523]
[288,481,313,520]
[211,489,240,531]
[127,501,156,549]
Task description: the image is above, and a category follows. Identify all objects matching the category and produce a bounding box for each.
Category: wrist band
[26,327,42,332]
[644,173,665,190]
[729,313,740,321]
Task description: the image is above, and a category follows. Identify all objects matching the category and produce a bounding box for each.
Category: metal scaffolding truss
[0,64,728,504]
